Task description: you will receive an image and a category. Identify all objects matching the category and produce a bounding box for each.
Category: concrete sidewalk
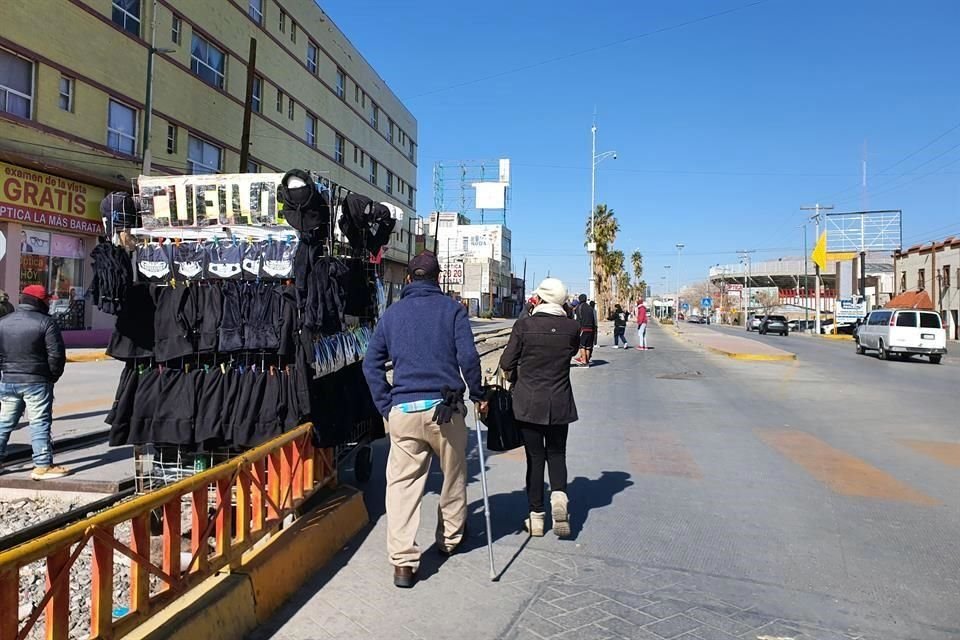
[672,322,796,361]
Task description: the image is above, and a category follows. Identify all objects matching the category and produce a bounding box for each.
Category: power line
[404,0,775,100]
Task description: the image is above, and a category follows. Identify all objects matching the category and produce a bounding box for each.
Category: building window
[918,268,925,290]
[252,75,262,113]
[388,119,394,143]
[334,133,344,164]
[399,179,405,195]
[370,159,377,185]
[276,89,284,112]
[291,21,297,43]
[360,151,365,169]
[0,48,33,119]
[58,76,74,112]
[354,84,359,103]
[463,237,468,253]
[944,265,951,289]
[107,99,137,155]
[306,42,318,74]
[408,140,415,162]
[111,0,141,37]
[288,98,294,120]
[335,68,345,99]
[386,170,393,195]
[371,104,379,129]
[171,15,182,44]
[190,34,226,89]
[187,135,222,174]
[900,271,907,292]
[408,187,415,208]
[247,160,259,173]
[361,92,366,109]
[248,0,264,25]
[279,10,286,33]
[305,113,317,147]
[166,123,177,154]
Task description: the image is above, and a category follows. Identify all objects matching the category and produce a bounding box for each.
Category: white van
[855,309,947,364]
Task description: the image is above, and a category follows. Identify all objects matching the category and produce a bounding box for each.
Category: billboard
[0,161,105,235]
[826,210,902,252]
[138,173,285,228]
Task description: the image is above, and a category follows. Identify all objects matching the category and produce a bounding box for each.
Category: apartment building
[893,237,960,340]
[0,0,417,334]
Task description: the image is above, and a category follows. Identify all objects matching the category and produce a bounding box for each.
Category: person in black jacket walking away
[573,293,597,366]
[0,285,68,479]
[609,303,630,349]
[499,278,579,537]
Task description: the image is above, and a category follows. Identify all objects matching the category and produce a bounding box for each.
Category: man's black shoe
[394,566,417,588]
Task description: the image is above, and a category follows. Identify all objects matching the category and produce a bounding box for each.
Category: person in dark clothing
[573,293,597,366]
[609,303,630,348]
[0,285,69,479]
[0,290,15,319]
[362,251,487,589]
[499,277,579,538]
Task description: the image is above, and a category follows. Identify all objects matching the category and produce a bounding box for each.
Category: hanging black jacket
[498,312,579,426]
[0,299,67,384]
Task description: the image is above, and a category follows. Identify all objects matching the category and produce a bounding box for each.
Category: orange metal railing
[0,423,336,640]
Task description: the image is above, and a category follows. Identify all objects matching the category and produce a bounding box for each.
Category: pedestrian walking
[0,290,15,319]
[499,278,579,538]
[362,252,488,589]
[0,285,69,479]
[610,303,630,349]
[635,298,649,350]
[573,294,596,366]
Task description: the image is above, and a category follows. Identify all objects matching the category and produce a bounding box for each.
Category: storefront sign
[442,260,463,285]
[138,173,285,228]
[0,162,105,235]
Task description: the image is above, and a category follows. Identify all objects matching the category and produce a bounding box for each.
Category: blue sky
[324,0,960,296]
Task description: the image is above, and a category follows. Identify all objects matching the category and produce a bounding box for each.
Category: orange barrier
[0,423,336,640]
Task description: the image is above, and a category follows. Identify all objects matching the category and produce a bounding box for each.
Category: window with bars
[112,0,141,37]
[334,133,344,164]
[248,0,264,25]
[171,15,182,44]
[252,75,262,112]
[107,99,137,155]
[187,135,222,174]
[166,124,177,154]
[190,34,226,89]
[58,76,73,112]
[0,48,34,119]
[306,42,318,74]
[305,113,317,147]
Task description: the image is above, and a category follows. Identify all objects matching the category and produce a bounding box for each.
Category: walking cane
[473,409,497,581]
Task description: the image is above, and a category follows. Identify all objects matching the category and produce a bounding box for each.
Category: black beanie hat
[279,169,330,233]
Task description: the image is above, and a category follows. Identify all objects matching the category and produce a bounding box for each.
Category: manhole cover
[656,371,703,380]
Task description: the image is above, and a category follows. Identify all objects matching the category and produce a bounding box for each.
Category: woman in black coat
[499,278,579,537]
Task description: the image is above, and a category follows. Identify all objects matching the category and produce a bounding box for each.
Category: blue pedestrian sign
[681,302,690,311]
[701,297,712,308]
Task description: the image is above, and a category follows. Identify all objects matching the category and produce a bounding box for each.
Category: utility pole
[141,0,176,175]
[801,203,833,335]
[738,250,756,325]
[663,265,672,319]
[588,117,617,303]
[675,243,684,324]
[239,37,258,171]
[802,224,809,331]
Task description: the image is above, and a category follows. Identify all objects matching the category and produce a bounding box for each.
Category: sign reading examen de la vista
[0,161,106,235]
[138,173,287,228]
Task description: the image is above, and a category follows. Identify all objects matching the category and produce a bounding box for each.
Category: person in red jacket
[635,299,649,350]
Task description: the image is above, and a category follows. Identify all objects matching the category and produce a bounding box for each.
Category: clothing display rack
[96,170,393,492]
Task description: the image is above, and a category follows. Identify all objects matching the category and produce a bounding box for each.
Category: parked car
[746,314,763,332]
[687,315,707,324]
[855,309,947,364]
[759,314,789,336]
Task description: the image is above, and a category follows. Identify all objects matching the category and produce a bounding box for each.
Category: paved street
[249,322,960,640]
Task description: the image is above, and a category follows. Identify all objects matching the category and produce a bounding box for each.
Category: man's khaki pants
[386,406,468,569]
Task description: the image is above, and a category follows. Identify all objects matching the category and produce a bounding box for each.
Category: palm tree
[631,250,643,286]
[584,204,620,315]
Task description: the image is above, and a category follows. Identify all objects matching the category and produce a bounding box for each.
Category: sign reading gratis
[0,161,105,235]
[138,173,286,228]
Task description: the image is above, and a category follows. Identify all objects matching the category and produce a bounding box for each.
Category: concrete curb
[66,351,108,363]
[670,324,797,361]
[129,485,369,640]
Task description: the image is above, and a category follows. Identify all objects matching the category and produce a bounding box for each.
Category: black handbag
[481,384,523,452]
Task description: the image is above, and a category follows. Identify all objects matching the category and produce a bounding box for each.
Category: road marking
[758,430,938,505]
[899,439,960,469]
[627,432,702,479]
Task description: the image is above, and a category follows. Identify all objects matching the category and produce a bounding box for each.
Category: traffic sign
[681,302,690,311]
[701,297,712,308]
[811,231,827,270]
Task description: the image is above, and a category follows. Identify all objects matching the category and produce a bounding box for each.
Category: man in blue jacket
[363,251,487,588]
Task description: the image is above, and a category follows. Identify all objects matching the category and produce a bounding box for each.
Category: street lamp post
[588,123,617,303]
[675,243,684,323]
[663,265,672,319]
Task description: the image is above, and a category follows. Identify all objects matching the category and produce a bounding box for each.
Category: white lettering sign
[138,173,285,228]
